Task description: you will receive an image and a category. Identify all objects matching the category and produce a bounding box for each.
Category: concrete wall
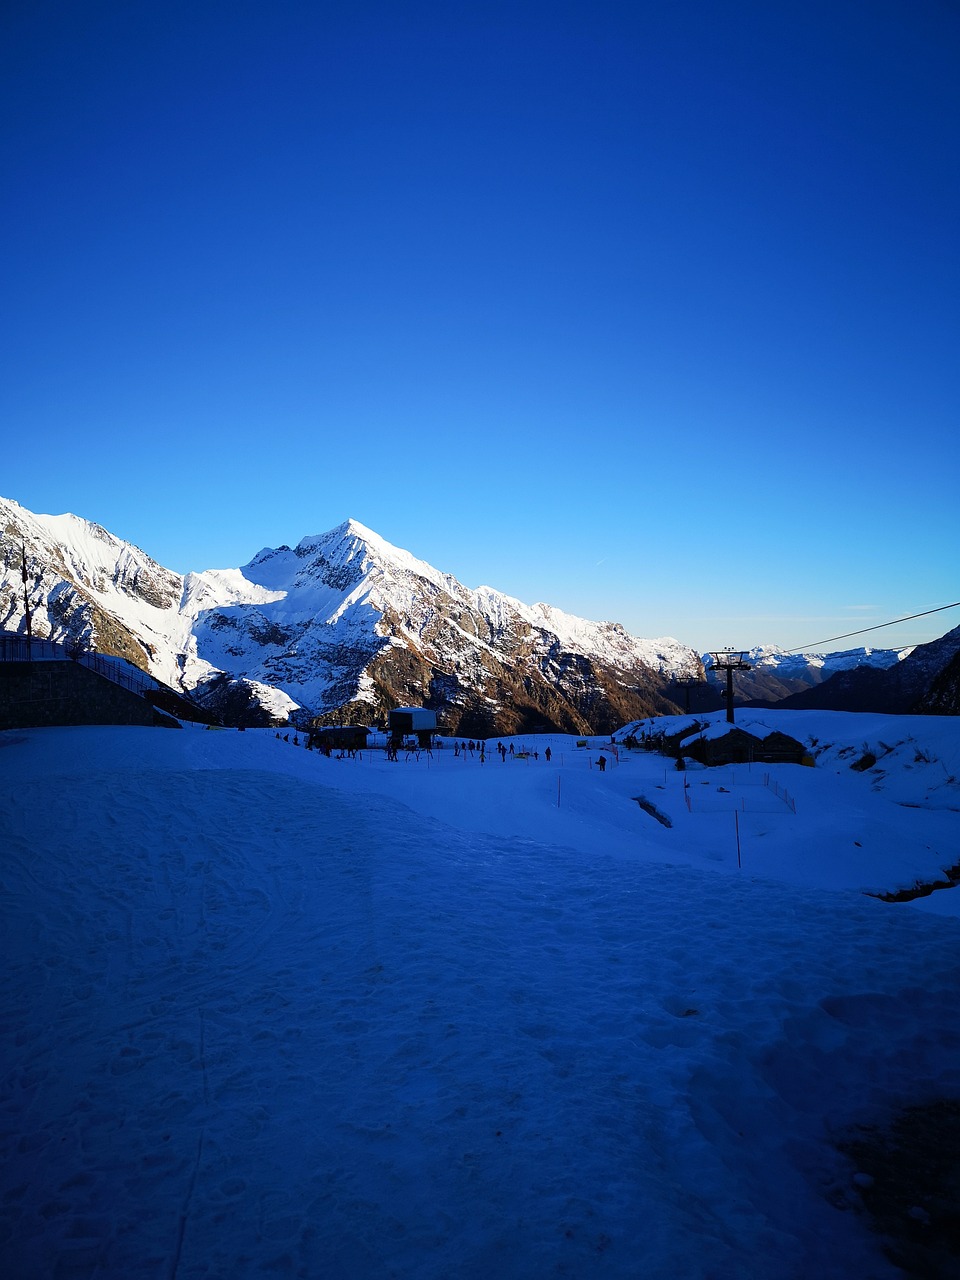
[0,661,167,730]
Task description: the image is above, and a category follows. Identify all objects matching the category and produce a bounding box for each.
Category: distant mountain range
[2,496,957,728]
[742,627,960,715]
[703,643,914,704]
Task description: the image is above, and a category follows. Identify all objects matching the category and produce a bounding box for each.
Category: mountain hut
[388,706,438,748]
[308,724,369,752]
[679,724,807,768]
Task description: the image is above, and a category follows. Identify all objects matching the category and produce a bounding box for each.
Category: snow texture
[2,709,959,1278]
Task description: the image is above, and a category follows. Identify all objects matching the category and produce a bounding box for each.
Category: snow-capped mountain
[0,498,701,732]
[702,642,914,704]
[0,498,187,671]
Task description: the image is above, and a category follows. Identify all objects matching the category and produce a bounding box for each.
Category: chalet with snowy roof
[678,723,807,768]
[644,720,701,758]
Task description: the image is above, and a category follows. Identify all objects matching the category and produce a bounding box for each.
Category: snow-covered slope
[3,714,959,1277]
[1,496,190,682]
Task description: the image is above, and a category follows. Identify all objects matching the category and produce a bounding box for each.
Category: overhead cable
[787,600,960,653]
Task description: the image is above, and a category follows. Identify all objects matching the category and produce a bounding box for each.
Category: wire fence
[763,771,797,814]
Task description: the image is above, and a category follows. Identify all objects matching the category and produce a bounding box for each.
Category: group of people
[451,740,555,764]
[278,729,615,773]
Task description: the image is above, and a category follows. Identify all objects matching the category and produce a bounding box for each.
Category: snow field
[1,719,959,1278]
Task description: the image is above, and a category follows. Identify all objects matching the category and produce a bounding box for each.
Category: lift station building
[388,706,438,747]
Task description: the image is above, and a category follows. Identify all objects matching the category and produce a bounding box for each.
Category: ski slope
[2,711,959,1277]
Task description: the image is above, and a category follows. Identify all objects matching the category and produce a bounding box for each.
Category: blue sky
[3,0,958,653]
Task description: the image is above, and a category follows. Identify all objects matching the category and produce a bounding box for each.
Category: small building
[388,706,437,748]
[679,723,806,767]
[308,724,370,752]
[758,730,808,765]
[681,726,766,767]
[652,719,703,758]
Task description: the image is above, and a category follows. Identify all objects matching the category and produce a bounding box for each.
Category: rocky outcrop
[912,648,960,714]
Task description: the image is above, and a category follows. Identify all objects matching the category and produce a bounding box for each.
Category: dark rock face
[321,636,687,738]
[912,648,960,714]
[111,561,180,611]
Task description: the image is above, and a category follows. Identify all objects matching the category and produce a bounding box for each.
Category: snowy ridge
[180,569,286,616]
[531,600,695,673]
[699,641,919,706]
[1,496,194,688]
[724,643,914,677]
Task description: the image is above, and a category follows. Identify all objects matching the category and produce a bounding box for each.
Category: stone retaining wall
[0,661,172,729]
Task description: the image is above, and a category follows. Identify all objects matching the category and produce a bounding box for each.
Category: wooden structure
[679,724,806,767]
[308,724,370,752]
[682,726,764,767]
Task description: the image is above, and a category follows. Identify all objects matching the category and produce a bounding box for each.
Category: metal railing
[0,635,62,663]
[0,632,154,697]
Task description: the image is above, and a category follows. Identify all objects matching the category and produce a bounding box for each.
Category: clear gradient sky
[3,0,958,654]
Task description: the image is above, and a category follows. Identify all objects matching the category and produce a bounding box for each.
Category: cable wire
[787,600,960,653]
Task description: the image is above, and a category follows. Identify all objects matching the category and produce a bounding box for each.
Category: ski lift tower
[710,649,751,724]
[674,673,701,714]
